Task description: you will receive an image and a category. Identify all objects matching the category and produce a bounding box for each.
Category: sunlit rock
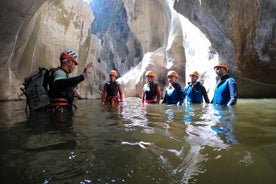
[118,48,167,97]
[2,0,276,100]
[0,0,47,100]
[118,0,186,98]
[90,0,143,78]
[0,0,102,100]
[173,0,276,97]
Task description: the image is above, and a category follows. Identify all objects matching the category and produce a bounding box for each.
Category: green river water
[0,98,275,184]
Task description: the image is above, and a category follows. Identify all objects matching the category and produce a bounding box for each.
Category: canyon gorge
[1,0,276,101]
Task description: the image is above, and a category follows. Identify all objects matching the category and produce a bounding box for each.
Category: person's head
[214,61,228,77]
[60,50,78,73]
[167,70,178,84]
[189,71,199,84]
[145,71,155,83]
[109,70,118,82]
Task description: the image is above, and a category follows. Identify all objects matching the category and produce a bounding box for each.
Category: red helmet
[60,50,78,65]
[145,71,156,77]
[109,70,118,77]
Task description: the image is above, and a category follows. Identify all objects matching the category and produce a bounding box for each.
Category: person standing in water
[183,71,210,104]
[141,71,161,104]
[212,61,237,106]
[102,70,123,106]
[162,70,184,106]
[48,49,93,112]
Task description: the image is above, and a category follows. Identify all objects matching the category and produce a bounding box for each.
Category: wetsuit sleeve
[227,79,237,106]
[53,74,84,89]
[201,85,210,103]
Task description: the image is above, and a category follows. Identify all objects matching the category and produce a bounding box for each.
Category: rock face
[91,0,142,78]
[173,0,276,97]
[91,0,187,98]
[90,0,182,78]
[92,0,186,98]
[1,0,276,100]
[0,0,47,100]
[0,0,102,100]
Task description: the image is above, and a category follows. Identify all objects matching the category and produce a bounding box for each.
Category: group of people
[141,62,237,106]
[47,49,237,112]
[101,61,237,107]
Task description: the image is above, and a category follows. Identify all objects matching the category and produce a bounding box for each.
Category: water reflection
[119,100,239,184]
[210,105,238,144]
[184,104,237,144]
[27,111,74,134]
[178,104,238,183]
[0,99,275,184]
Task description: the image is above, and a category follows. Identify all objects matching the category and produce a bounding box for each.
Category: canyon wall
[174,0,276,97]
[0,0,102,100]
[1,0,276,100]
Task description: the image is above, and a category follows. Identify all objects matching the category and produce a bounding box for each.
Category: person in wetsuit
[102,70,123,106]
[48,49,93,112]
[183,71,210,104]
[141,71,161,104]
[162,70,184,106]
[212,61,237,106]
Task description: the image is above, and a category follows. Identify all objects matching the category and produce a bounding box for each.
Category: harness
[50,98,68,107]
[105,96,120,106]
[144,99,156,104]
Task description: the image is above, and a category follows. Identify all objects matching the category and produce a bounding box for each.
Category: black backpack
[21,67,56,112]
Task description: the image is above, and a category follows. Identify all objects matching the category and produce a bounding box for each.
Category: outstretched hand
[83,62,93,78]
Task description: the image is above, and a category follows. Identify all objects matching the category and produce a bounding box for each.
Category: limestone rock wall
[0,0,46,100]
[118,0,185,98]
[90,0,177,81]
[1,0,276,100]
[91,0,186,98]
[0,0,103,100]
[174,0,276,97]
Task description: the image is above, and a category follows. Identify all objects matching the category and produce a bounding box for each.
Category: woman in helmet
[162,70,184,105]
[183,71,210,104]
[48,49,93,112]
[102,70,123,106]
[212,61,237,105]
[141,71,161,104]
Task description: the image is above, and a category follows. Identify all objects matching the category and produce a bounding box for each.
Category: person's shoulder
[196,81,205,88]
[116,80,121,85]
[174,82,182,88]
[184,83,190,90]
[53,68,66,77]
[107,80,120,86]
[55,68,65,74]
[152,82,159,87]
[226,76,236,83]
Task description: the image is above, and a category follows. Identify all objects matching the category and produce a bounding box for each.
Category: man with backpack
[48,49,93,112]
